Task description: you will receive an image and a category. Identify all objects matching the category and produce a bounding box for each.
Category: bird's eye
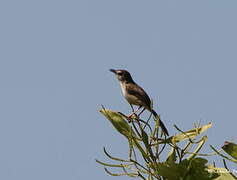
[117,72,123,76]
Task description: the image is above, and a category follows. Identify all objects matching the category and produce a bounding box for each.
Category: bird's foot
[127,113,139,123]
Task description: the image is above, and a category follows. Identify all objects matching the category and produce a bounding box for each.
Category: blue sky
[0,1,237,179]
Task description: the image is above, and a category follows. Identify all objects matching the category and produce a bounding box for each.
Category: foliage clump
[97,108,237,180]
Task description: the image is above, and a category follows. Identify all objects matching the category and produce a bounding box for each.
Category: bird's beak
[110,69,117,74]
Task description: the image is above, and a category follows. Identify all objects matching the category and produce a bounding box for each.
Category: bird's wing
[126,83,152,109]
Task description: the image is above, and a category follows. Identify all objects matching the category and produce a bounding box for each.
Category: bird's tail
[151,109,169,136]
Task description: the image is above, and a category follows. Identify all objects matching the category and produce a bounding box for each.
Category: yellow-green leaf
[207,166,236,180]
[222,141,237,161]
[187,136,208,160]
[168,122,212,143]
[99,108,133,138]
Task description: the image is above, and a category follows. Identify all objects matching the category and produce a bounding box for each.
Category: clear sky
[0,0,237,180]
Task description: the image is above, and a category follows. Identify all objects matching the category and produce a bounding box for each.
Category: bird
[110,69,169,136]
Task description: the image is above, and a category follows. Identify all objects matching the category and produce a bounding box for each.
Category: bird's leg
[137,107,146,117]
[133,106,143,115]
[126,104,134,122]
[127,105,142,122]
[130,104,135,112]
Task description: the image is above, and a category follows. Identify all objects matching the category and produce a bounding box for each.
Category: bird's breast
[119,82,144,106]
[119,82,127,96]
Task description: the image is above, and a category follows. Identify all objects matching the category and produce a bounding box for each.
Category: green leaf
[166,144,177,163]
[154,158,218,180]
[187,136,208,160]
[95,159,132,167]
[140,128,156,161]
[184,158,218,180]
[155,161,187,180]
[222,142,237,161]
[141,128,149,147]
[99,108,137,139]
[132,136,150,161]
[210,145,237,164]
[207,166,236,180]
[100,109,149,160]
[167,123,212,143]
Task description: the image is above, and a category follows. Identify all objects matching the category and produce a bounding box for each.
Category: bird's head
[110,69,134,83]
